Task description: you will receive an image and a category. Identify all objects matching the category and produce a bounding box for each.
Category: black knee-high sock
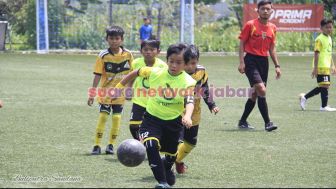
[257,96,270,124]
[240,98,256,122]
[145,140,166,183]
[320,87,328,108]
[129,124,140,140]
[305,87,321,99]
[163,155,176,170]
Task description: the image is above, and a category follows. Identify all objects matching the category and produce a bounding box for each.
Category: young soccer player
[300,19,336,111]
[237,0,281,131]
[87,25,134,155]
[175,44,220,174]
[129,39,167,140]
[115,43,196,188]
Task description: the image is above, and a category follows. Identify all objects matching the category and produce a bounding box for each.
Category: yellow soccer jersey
[314,33,333,75]
[131,57,167,108]
[138,67,196,121]
[189,65,216,126]
[94,47,134,105]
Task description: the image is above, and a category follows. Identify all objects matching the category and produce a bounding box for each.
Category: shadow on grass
[214,128,264,132]
[127,175,155,183]
[295,109,331,112]
[77,152,118,157]
[104,157,119,163]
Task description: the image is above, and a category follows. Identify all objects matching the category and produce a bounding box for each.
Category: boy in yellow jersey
[300,19,336,111]
[115,43,196,188]
[129,39,167,140]
[175,45,220,174]
[87,25,134,155]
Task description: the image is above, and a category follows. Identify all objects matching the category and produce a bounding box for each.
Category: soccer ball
[117,139,146,167]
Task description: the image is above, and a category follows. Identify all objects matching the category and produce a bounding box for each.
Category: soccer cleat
[299,93,306,110]
[162,157,176,186]
[238,120,254,129]
[265,122,277,132]
[105,144,114,154]
[175,161,187,174]
[320,106,336,112]
[155,182,171,188]
[91,145,101,155]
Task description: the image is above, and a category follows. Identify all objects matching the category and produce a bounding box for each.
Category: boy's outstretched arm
[87,74,101,106]
[117,70,140,87]
[201,79,219,114]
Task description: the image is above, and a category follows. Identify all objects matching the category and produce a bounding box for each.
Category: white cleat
[299,93,306,110]
[320,106,336,112]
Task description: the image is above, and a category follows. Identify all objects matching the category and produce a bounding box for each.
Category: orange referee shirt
[239,18,277,57]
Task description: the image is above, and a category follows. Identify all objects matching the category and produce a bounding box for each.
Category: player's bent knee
[256,86,266,96]
[144,139,160,150]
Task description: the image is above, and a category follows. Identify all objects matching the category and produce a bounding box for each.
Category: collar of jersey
[108,46,124,55]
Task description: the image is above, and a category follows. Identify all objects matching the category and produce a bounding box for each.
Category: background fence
[1,0,335,52]
[47,0,181,51]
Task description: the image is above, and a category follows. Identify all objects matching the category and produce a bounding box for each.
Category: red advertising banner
[243,4,324,32]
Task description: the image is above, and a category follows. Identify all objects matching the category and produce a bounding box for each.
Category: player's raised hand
[182,116,193,129]
[238,63,245,74]
[87,97,94,106]
[211,106,220,115]
[275,67,281,79]
[311,67,318,78]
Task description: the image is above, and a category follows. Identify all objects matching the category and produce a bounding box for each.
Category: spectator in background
[139,17,153,43]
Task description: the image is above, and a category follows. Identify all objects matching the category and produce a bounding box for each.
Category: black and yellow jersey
[189,65,216,126]
[94,47,134,104]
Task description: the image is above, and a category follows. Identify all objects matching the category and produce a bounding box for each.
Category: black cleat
[238,120,254,129]
[105,144,114,154]
[91,145,101,155]
[265,122,277,132]
[162,157,176,186]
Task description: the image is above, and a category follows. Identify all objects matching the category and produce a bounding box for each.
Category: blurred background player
[129,39,167,140]
[237,0,281,131]
[115,43,196,188]
[175,44,220,174]
[139,17,153,43]
[300,19,336,112]
[87,25,134,155]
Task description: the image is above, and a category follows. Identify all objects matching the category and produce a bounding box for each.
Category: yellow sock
[176,141,194,163]
[94,113,108,146]
[109,114,121,145]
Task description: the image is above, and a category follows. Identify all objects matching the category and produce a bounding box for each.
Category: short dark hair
[320,18,333,27]
[106,25,124,39]
[184,44,199,64]
[166,43,188,62]
[140,40,160,50]
[257,0,272,9]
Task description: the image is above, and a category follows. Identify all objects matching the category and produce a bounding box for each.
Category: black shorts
[317,75,331,86]
[179,125,199,146]
[99,104,123,115]
[129,103,146,123]
[244,53,269,87]
[139,112,183,155]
